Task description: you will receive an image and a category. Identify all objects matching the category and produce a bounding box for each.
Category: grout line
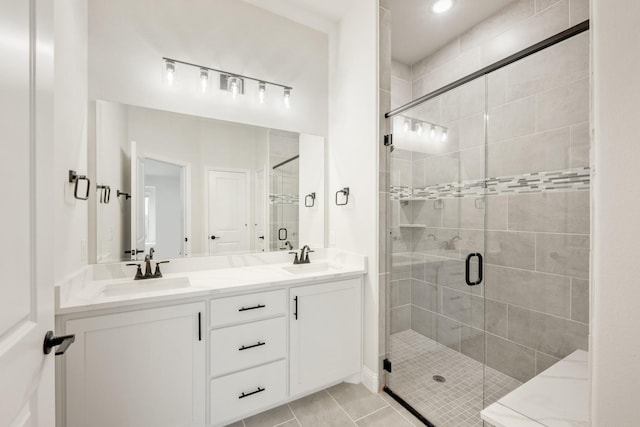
[324,390,358,425]
[272,417,297,427]
[352,405,389,423]
[287,403,302,427]
[569,278,573,320]
[386,400,421,427]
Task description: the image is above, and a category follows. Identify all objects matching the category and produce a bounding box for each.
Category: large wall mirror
[94,101,325,263]
[87,0,329,263]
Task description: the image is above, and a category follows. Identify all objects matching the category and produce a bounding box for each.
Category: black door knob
[210,235,218,240]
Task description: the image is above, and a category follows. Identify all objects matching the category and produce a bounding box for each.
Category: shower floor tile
[387,330,522,427]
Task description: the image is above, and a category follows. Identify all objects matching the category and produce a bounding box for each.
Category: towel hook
[305,192,316,207]
[97,185,111,204]
[68,170,90,201]
[335,187,350,206]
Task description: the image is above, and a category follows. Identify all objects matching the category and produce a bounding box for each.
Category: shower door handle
[465,253,483,286]
[278,228,287,241]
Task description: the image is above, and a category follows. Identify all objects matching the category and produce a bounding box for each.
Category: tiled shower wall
[410,0,590,99]
[383,0,590,384]
[269,131,300,251]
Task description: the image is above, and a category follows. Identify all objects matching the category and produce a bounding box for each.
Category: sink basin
[99,277,190,297]
[281,263,336,275]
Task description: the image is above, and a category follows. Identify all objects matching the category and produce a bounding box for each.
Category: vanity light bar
[402,117,448,141]
[162,57,293,105]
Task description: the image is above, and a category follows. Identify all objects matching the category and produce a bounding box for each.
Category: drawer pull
[239,341,266,351]
[238,304,266,312]
[239,387,265,399]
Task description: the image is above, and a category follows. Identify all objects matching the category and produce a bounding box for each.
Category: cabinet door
[63,303,205,427]
[290,278,362,397]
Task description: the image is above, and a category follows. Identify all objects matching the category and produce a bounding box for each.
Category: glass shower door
[482,31,591,419]
[270,156,300,251]
[385,76,490,427]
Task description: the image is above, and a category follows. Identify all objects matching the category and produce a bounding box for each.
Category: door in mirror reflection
[207,170,249,255]
[130,147,188,261]
[143,158,186,259]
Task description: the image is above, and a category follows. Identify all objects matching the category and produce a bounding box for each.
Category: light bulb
[441,129,448,142]
[430,125,436,138]
[283,88,291,109]
[230,77,239,99]
[258,82,266,104]
[165,60,175,85]
[417,123,424,135]
[200,68,209,93]
[432,0,454,14]
[404,119,410,132]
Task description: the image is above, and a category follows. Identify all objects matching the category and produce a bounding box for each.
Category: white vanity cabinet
[56,274,364,427]
[60,302,205,427]
[289,278,362,397]
[209,290,288,426]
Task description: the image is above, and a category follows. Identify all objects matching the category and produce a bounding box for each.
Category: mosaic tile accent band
[391,167,591,200]
[269,194,299,204]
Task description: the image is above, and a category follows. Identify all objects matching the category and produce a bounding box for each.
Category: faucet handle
[126,263,144,280]
[304,249,314,263]
[153,260,170,278]
[288,251,300,264]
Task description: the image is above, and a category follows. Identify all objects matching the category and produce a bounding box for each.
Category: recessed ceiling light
[432,0,454,14]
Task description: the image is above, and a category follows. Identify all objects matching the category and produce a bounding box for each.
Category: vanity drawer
[210,289,286,327]
[210,359,286,426]
[211,317,286,377]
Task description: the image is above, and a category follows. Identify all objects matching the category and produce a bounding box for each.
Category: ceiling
[244,0,521,67]
[391,0,519,65]
[242,0,345,33]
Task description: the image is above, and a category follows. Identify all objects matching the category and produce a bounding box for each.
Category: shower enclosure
[270,155,300,251]
[384,27,590,426]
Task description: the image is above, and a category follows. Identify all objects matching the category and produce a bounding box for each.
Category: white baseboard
[361,366,379,393]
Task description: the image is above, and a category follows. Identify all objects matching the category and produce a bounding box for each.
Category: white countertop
[55,249,366,315]
[481,350,589,427]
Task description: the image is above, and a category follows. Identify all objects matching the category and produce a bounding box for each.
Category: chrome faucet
[289,245,314,265]
[126,256,170,280]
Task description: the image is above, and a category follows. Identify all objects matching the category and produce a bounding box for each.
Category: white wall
[88,0,328,137]
[53,0,88,282]
[591,0,640,423]
[328,0,379,390]
[299,135,325,248]
[95,101,130,262]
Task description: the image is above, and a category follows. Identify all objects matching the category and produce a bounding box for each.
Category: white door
[63,303,205,427]
[254,169,266,252]
[289,279,362,397]
[208,170,249,254]
[0,1,55,426]
[130,141,146,260]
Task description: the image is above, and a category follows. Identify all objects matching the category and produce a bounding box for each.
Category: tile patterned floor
[227,329,520,427]
[387,330,522,427]
[227,382,424,427]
